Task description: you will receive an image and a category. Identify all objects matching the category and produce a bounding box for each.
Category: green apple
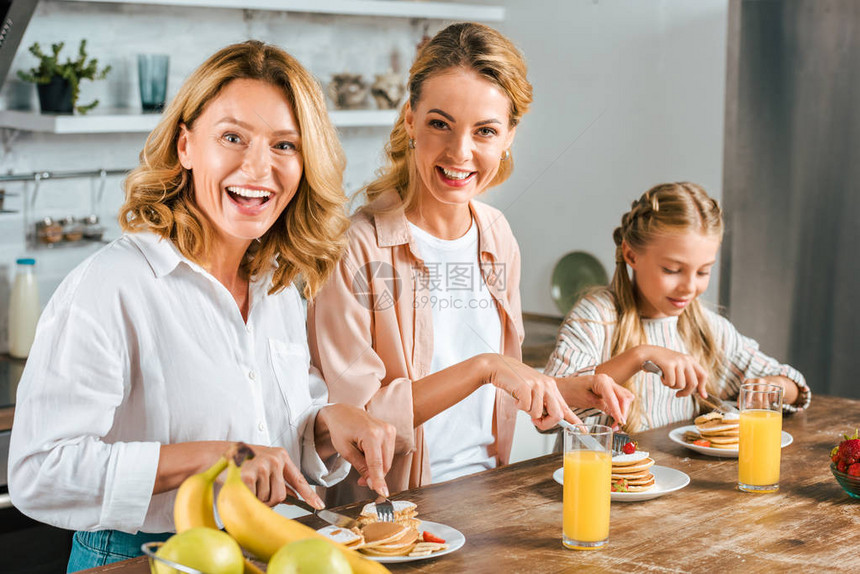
[267,539,352,574]
[154,527,244,574]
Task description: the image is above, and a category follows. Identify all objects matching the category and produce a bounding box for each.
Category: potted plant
[17,39,111,114]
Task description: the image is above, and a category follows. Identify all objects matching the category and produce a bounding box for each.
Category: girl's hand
[238,445,323,508]
[640,345,708,399]
[317,404,396,498]
[486,354,580,431]
[556,373,634,427]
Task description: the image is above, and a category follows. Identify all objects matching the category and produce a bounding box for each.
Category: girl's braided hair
[609,182,724,431]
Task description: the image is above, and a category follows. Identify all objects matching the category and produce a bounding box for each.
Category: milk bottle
[9,258,39,359]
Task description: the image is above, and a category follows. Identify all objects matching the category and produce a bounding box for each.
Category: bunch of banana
[173,456,228,532]
[216,444,390,574]
[172,455,264,574]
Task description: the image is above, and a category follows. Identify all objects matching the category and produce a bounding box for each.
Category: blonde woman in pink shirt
[309,23,633,505]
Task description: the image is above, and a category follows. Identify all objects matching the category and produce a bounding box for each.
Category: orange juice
[739,409,782,491]
[563,450,611,548]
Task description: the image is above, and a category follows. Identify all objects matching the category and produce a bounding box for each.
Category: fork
[612,431,632,455]
[642,360,738,414]
[375,496,395,522]
[697,393,739,415]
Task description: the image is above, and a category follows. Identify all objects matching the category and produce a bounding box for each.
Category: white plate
[668,424,794,458]
[319,520,465,564]
[552,465,690,502]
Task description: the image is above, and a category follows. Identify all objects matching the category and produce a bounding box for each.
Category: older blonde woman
[309,23,633,505]
[9,41,394,571]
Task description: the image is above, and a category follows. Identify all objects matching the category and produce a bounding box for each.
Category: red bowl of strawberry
[830,429,860,499]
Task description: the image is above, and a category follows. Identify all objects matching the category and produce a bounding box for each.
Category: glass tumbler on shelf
[138,54,169,112]
[563,424,612,550]
[738,383,783,493]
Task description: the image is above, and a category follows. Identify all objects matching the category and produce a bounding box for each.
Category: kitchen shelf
[0,110,162,134]
[0,109,398,134]
[61,0,506,21]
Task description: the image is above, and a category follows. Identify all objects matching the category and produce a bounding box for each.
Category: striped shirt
[545,291,810,430]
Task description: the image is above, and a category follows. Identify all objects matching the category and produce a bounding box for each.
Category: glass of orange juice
[563,424,612,550]
[738,382,784,493]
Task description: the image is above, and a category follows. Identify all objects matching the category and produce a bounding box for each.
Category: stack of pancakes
[685,411,740,449]
[359,521,423,557]
[358,500,420,529]
[318,500,448,558]
[611,450,656,492]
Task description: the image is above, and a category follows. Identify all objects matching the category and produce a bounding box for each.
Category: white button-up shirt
[9,232,348,533]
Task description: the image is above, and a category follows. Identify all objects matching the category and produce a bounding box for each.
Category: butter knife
[284,494,359,530]
[557,419,606,451]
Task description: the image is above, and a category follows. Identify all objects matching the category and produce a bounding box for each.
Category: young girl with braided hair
[545,182,810,432]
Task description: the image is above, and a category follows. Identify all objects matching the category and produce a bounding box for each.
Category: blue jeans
[67,530,171,573]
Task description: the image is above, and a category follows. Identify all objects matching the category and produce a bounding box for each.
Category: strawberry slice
[612,479,629,493]
[693,439,711,447]
[423,531,445,544]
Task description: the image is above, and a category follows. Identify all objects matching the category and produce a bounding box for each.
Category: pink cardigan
[308,190,523,505]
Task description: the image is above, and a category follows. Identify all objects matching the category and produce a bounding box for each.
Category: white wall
[0,0,730,350]
[488,0,729,315]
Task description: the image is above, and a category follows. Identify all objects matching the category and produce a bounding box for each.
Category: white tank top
[408,219,502,483]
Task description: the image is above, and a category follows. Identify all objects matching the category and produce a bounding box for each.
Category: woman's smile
[224,185,276,215]
[436,166,477,187]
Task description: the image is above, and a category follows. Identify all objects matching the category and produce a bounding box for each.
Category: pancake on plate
[611,445,656,493]
[687,411,740,449]
[358,500,420,529]
[319,500,449,558]
[359,521,421,556]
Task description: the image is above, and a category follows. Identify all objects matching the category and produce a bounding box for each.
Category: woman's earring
[408,138,416,150]
[501,149,511,161]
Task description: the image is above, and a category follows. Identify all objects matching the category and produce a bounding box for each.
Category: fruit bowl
[830,463,860,499]
[141,542,206,574]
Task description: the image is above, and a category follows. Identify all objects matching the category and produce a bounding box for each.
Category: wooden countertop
[82,394,860,573]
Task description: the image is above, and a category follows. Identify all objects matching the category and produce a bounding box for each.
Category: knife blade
[284,494,359,530]
[557,419,606,451]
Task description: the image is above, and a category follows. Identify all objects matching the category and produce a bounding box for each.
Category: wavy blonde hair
[609,182,724,431]
[120,40,348,298]
[363,22,533,212]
